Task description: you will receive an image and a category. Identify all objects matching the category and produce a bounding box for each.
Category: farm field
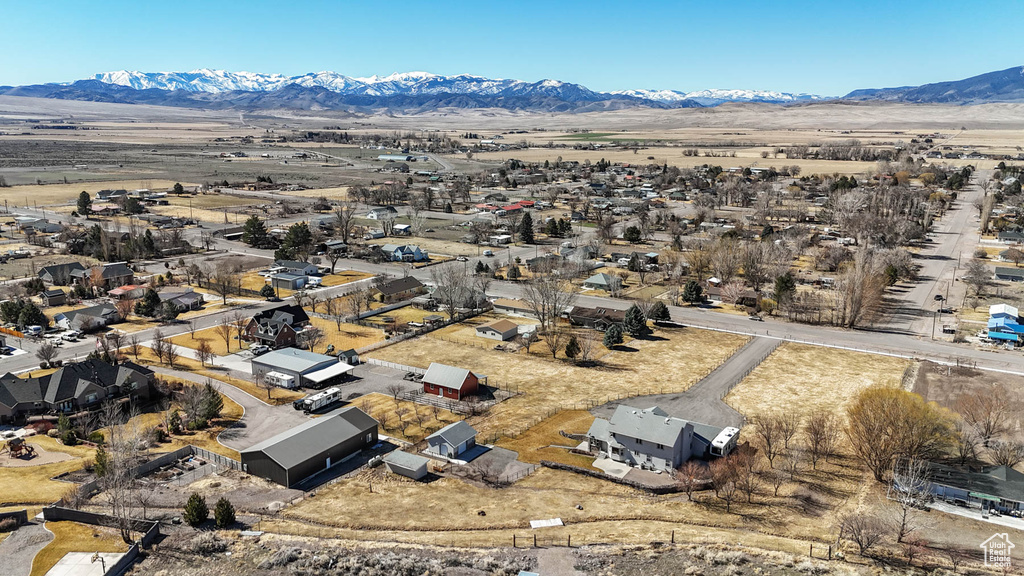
[0,179,189,208]
[369,325,748,438]
[724,342,911,420]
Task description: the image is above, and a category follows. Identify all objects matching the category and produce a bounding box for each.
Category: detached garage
[240,407,378,488]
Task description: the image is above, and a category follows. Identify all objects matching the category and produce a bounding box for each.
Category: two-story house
[587,406,738,472]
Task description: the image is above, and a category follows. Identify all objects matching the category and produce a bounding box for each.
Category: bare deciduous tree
[195,339,213,367]
[521,273,577,333]
[216,321,234,354]
[430,265,469,319]
[297,326,326,352]
[99,399,144,543]
[956,388,1009,444]
[804,410,840,468]
[886,458,933,543]
[839,512,886,555]
[127,334,142,361]
[751,413,785,467]
[677,460,707,501]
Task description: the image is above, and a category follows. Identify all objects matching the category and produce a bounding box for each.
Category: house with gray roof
[374,276,426,303]
[38,262,87,285]
[274,260,319,276]
[244,304,310,349]
[240,407,378,488]
[923,462,1024,514]
[379,244,427,262]
[424,421,478,459]
[71,262,134,289]
[587,406,738,472]
[159,288,205,311]
[54,303,120,332]
[0,359,153,423]
[583,272,622,291]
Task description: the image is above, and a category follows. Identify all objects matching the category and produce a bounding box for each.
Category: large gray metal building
[250,347,353,389]
[239,407,378,488]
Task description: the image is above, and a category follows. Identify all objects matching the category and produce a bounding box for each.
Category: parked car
[748,315,764,322]
[456,256,468,262]
[250,345,271,356]
[483,250,494,257]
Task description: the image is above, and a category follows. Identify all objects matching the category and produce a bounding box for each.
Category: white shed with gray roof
[383,450,430,480]
[424,420,477,458]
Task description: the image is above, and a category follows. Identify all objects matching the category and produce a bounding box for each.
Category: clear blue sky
[1,0,1021,95]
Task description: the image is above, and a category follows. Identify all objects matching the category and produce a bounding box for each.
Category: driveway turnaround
[590,336,780,428]
[0,520,54,576]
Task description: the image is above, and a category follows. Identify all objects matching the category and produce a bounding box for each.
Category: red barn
[422,362,479,400]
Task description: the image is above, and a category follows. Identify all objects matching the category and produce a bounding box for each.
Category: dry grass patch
[725,342,911,420]
[168,325,243,357]
[362,305,438,326]
[0,436,96,506]
[496,410,597,470]
[282,464,854,545]
[319,269,375,287]
[308,317,386,352]
[350,393,461,443]
[370,326,748,438]
[31,521,129,576]
[0,179,187,207]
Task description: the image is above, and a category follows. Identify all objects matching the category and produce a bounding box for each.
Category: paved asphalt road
[590,336,780,428]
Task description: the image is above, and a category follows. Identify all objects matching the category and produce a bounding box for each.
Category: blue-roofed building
[987,303,1024,344]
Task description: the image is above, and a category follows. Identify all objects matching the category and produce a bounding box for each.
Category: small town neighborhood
[3,3,1024,573]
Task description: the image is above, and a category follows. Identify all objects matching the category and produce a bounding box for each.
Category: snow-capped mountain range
[85,69,823,105]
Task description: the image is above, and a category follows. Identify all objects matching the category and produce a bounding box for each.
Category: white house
[366,206,398,220]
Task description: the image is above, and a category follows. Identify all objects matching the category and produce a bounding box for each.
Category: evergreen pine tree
[260,284,276,299]
[77,191,92,217]
[214,497,235,528]
[681,280,704,305]
[623,304,650,338]
[648,301,671,322]
[183,492,209,527]
[603,324,623,348]
[519,212,535,244]
[94,444,109,478]
[564,334,581,361]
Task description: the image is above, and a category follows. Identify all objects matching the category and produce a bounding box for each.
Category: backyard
[369,325,748,438]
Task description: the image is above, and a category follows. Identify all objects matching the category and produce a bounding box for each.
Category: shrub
[61,430,78,446]
[183,492,209,527]
[214,497,235,528]
[93,445,108,478]
[39,362,49,369]
[87,431,104,444]
[0,517,19,532]
[47,429,60,438]
[189,532,226,555]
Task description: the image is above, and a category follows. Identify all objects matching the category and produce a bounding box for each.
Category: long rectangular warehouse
[240,407,378,488]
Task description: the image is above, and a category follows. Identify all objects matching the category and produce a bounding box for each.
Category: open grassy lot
[282,458,863,549]
[370,325,748,438]
[0,179,188,208]
[724,343,911,420]
[308,316,386,353]
[496,410,597,470]
[31,521,129,576]
[168,325,246,357]
[0,435,96,507]
[351,393,461,443]
[319,269,375,287]
[361,304,438,326]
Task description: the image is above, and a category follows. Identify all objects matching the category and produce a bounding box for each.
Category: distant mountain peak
[80,68,820,105]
